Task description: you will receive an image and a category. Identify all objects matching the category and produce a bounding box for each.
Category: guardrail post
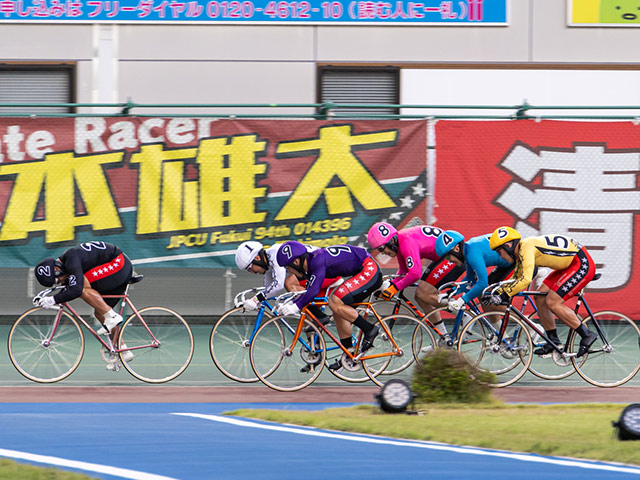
[316,101,335,120]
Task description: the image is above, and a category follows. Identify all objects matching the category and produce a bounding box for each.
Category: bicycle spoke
[8,308,84,383]
[119,307,194,383]
[210,307,273,383]
[570,311,640,387]
[250,315,325,392]
[458,312,532,388]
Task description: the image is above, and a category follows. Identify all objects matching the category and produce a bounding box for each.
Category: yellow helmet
[489,226,522,252]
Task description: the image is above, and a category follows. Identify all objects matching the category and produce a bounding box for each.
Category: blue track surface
[1,402,640,480]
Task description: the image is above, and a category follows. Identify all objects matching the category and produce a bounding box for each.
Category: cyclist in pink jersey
[367,222,465,336]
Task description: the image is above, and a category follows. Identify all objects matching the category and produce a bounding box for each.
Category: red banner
[435,120,640,317]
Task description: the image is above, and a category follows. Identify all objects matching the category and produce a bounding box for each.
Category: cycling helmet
[235,241,268,271]
[435,230,465,261]
[276,241,309,279]
[367,222,399,253]
[276,241,308,267]
[34,257,63,287]
[489,226,522,259]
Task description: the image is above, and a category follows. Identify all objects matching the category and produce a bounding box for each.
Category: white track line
[173,413,640,476]
[0,448,178,480]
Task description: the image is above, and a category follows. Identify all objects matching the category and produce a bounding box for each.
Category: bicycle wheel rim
[119,307,194,383]
[250,316,325,392]
[458,312,532,388]
[210,307,273,383]
[8,308,84,383]
[570,311,640,387]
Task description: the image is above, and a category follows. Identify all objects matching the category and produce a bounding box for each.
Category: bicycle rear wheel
[250,315,326,392]
[458,312,532,388]
[526,313,577,381]
[8,308,84,383]
[119,306,194,383]
[569,311,640,387]
[210,307,274,383]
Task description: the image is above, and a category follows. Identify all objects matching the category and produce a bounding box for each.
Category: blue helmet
[435,230,465,258]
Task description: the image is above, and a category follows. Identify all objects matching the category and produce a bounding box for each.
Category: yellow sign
[570,0,640,25]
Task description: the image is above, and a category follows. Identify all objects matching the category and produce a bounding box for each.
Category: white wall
[401,69,640,117]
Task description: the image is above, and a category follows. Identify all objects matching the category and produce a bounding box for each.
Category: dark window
[0,64,75,114]
[318,67,399,117]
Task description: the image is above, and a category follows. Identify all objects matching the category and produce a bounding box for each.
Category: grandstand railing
[1,101,640,120]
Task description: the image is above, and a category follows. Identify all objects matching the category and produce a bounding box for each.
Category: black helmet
[34,258,57,287]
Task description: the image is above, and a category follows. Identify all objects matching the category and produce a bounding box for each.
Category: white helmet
[235,241,265,270]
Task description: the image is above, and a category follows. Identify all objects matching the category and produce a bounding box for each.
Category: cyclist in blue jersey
[276,241,383,368]
[434,231,514,313]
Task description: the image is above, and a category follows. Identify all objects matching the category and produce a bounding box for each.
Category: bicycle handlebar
[233,287,266,308]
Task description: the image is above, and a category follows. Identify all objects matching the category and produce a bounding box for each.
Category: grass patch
[228,402,640,466]
[0,459,98,479]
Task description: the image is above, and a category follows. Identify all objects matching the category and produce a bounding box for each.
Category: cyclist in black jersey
[34,241,134,369]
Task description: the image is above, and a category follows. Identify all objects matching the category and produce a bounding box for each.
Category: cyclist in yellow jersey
[487,226,597,358]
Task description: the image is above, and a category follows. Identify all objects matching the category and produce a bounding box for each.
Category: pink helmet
[367,222,398,249]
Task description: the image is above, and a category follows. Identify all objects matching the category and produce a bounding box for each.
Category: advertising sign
[0,118,427,268]
[569,0,640,26]
[0,0,508,24]
[435,119,640,316]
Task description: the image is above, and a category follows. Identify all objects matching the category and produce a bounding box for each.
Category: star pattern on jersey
[337,263,377,295]
[90,256,123,278]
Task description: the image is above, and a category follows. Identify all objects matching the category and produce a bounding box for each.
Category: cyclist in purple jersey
[367,222,465,336]
[277,241,383,363]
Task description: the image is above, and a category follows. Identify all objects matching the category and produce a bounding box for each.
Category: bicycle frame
[39,282,159,356]
[483,283,607,358]
[290,297,404,364]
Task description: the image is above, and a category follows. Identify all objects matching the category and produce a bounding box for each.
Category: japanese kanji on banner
[0,118,427,268]
[435,120,640,317]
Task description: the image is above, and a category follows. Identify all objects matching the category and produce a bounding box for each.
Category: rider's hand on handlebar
[481,292,510,306]
[243,296,260,311]
[379,283,398,301]
[36,296,57,310]
[446,297,465,313]
[278,302,300,316]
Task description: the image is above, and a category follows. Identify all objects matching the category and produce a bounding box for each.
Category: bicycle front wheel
[250,315,326,392]
[210,307,274,383]
[8,308,84,383]
[458,312,532,388]
[119,306,194,383]
[569,311,640,388]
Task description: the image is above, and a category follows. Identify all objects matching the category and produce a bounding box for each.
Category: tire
[569,311,640,388]
[526,313,577,380]
[8,307,84,383]
[367,300,421,376]
[210,306,275,383]
[457,311,532,388]
[250,315,326,392]
[118,306,194,383]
